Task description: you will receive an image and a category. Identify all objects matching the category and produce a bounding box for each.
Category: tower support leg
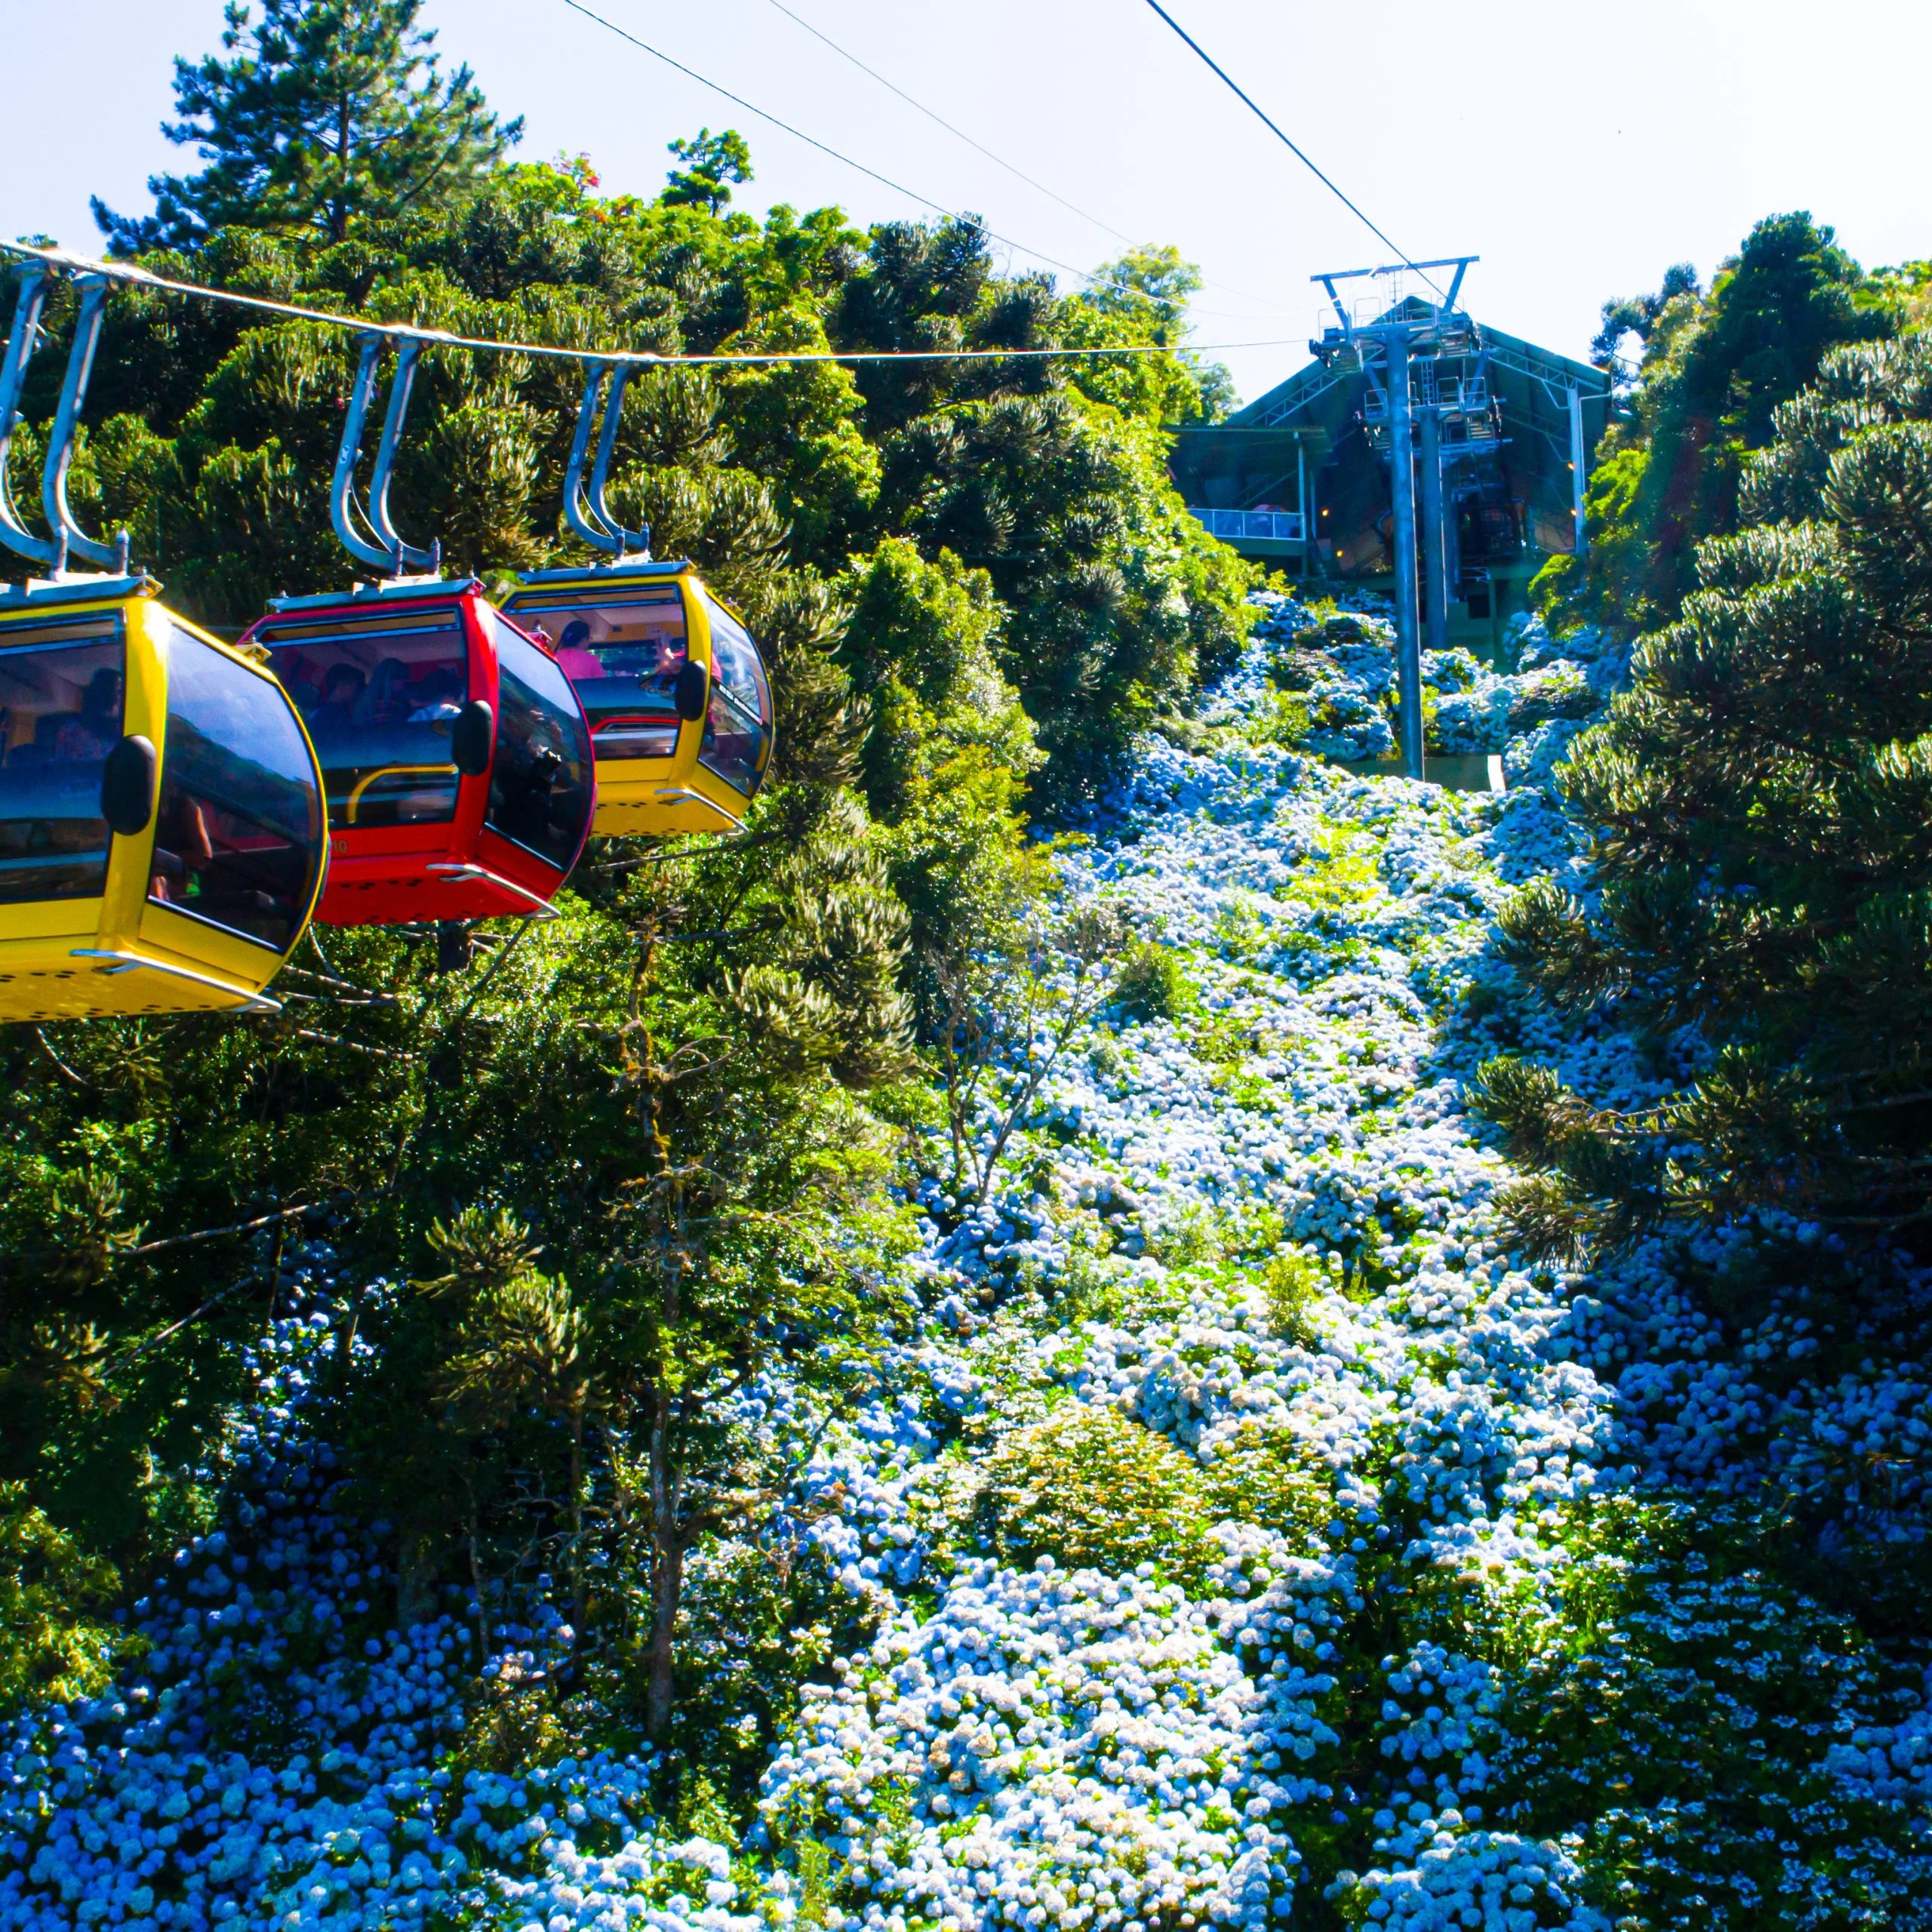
[1387,330,1423,780]
[1569,384,1588,555]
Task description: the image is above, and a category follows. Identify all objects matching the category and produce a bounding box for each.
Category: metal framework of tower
[1307,260,1463,777]
[1306,257,1598,780]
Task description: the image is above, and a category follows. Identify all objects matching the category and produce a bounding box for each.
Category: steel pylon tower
[1307,257,1481,782]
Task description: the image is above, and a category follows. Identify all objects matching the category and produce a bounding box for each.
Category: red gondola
[243,580,592,926]
[238,334,595,928]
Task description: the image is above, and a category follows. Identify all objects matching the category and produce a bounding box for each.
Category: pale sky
[4,0,1928,407]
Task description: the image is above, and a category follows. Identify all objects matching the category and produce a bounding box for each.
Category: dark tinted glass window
[486,621,593,872]
[502,586,687,763]
[697,593,771,798]
[149,629,324,952]
[260,607,466,829]
[0,623,122,904]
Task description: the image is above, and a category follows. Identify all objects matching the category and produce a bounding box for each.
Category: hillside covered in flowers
[9,8,1932,1930]
[8,592,1931,1932]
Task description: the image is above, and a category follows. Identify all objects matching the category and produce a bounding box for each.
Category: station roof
[1168,300,1616,568]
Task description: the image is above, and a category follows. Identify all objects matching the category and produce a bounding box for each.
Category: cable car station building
[1171,278,1612,658]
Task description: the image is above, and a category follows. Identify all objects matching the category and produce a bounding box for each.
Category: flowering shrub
[5,590,1931,1931]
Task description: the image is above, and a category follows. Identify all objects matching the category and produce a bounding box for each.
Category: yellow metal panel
[0,584,143,1011]
[0,898,101,942]
[137,899,288,995]
[590,785,741,838]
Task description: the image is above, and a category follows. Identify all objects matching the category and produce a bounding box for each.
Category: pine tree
[1473,335,1932,1257]
[1542,214,1894,634]
[93,0,519,251]
[662,130,754,217]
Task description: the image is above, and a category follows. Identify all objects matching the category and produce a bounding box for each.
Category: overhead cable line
[1137,0,1444,300]
[0,238,1294,365]
[761,0,1283,314]
[763,0,1135,245]
[559,0,1287,321]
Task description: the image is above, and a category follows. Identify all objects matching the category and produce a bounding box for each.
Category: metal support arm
[0,263,54,567]
[563,360,650,559]
[42,274,128,571]
[1386,328,1424,782]
[331,332,438,577]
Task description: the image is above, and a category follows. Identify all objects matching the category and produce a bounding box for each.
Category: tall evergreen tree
[93,0,519,251]
[1541,214,1894,634]
[1474,335,1932,1257]
[662,129,754,217]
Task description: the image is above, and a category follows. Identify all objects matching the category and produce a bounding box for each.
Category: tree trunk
[465,1503,489,1668]
[645,1386,681,1742]
[331,91,351,244]
[645,1534,684,1743]
[568,1402,587,1652]
[395,1531,438,1629]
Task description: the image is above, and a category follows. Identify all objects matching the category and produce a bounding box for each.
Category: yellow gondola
[497,361,774,838]
[500,559,771,837]
[0,264,327,1023]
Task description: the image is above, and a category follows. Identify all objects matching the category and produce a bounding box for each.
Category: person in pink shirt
[552,619,606,681]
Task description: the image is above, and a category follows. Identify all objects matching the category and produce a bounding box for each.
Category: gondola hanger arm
[330,330,438,578]
[0,263,55,567]
[40,274,132,574]
[564,360,649,560]
[0,263,133,577]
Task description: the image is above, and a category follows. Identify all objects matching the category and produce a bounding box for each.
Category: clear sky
[6,0,1929,407]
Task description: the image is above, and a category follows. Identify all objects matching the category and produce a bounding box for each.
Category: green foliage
[1260,1249,1324,1347]
[925,900,1127,1202]
[971,1404,1221,1586]
[1478,334,1932,1254]
[1113,938,1192,1023]
[1589,260,1700,366]
[837,538,1036,828]
[0,1487,132,1706]
[0,5,1260,1747]
[48,136,1241,808]
[1060,247,1236,427]
[1540,213,1898,633]
[1488,1501,1932,1929]
[663,129,755,217]
[94,0,519,251]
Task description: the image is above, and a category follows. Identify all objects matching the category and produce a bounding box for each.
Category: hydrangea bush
[5,592,1931,1932]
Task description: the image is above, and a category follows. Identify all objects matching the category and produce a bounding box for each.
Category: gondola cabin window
[697,592,772,796]
[0,618,123,904]
[487,620,595,872]
[259,607,469,829]
[509,586,688,762]
[151,628,325,952]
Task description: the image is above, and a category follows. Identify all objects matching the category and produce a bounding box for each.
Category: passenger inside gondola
[504,588,689,761]
[78,667,122,750]
[550,620,605,682]
[306,663,366,743]
[406,666,464,722]
[259,608,469,830]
